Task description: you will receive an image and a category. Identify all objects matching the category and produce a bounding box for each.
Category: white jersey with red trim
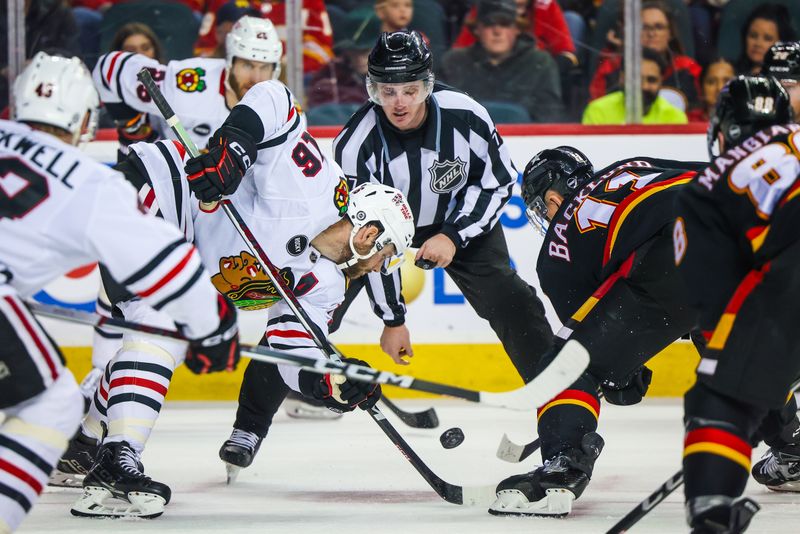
[125,81,349,388]
[0,120,221,340]
[93,53,230,148]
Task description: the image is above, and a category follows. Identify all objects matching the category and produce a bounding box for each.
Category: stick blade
[496,433,526,462]
[480,340,590,410]
[460,485,498,506]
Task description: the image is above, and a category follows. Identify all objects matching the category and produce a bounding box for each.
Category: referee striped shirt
[332,82,517,325]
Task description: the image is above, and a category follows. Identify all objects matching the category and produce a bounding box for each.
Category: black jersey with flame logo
[537,157,707,323]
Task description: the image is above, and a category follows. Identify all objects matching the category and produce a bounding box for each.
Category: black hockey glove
[298,358,382,413]
[184,294,241,374]
[115,113,158,147]
[600,366,653,406]
[184,125,257,202]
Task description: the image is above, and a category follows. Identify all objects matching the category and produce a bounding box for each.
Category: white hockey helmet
[339,183,415,275]
[13,52,99,144]
[225,15,283,80]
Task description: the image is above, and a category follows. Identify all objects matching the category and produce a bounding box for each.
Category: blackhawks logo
[333,176,349,216]
[176,67,207,93]
[211,251,318,310]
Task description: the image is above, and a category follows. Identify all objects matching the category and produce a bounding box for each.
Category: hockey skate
[751,444,800,492]
[219,429,263,484]
[71,441,171,519]
[687,495,760,533]
[489,432,604,517]
[49,432,99,488]
[283,390,343,420]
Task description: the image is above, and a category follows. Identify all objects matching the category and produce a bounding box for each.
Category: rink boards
[43,125,709,399]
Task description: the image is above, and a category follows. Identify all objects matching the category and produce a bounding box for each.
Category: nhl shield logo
[428,158,467,194]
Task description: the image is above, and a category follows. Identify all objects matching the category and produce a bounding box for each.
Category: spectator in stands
[590,0,701,113]
[196,1,261,57]
[375,0,413,33]
[583,47,688,125]
[195,1,333,74]
[453,0,577,64]
[109,23,165,62]
[440,0,563,122]
[734,3,796,75]
[687,56,734,122]
[307,15,372,106]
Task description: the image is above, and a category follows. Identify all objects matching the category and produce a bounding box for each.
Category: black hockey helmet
[762,41,800,83]
[521,146,593,235]
[367,30,432,84]
[707,75,793,158]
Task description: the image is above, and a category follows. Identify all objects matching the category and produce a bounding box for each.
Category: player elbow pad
[600,366,653,406]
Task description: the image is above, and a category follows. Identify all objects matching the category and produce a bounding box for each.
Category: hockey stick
[605,470,683,534]
[380,396,439,429]
[29,300,582,410]
[605,378,800,533]
[135,69,587,505]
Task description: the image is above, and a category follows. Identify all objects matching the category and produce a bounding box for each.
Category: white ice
[22,399,800,533]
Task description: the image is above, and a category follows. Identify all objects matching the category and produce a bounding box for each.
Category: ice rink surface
[22,399,800,533]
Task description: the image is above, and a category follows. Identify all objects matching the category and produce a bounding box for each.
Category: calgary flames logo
[333,176,349,216]
[176,67,207,93]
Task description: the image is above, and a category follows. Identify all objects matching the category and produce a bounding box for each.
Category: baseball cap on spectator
[476,0,518,26]
[216,1,260,27]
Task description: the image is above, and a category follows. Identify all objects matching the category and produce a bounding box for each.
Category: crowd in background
[1,0,799,125]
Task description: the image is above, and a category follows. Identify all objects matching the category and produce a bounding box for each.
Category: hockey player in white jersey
[0,52,240,532]
[62,78,415,518]
[93,15,281,150]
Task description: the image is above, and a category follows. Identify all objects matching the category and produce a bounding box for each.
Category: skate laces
[759,448,800,479]
[117,446,144,478]
[228,429,260,452]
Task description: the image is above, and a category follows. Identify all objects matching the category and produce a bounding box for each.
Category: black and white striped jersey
[332,82,517,324]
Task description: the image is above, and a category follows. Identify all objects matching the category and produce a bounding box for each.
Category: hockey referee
[331,30,553,382]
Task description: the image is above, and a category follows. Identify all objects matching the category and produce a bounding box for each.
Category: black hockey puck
[439,427,465,449]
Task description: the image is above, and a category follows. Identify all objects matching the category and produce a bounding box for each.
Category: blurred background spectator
[583,47,688,125]
[733,3,796,75]
[196,1,261,57]
[688,56,734,121]
[109,22,165,62]
[307,12,373,108]
[590,0,701,113]
[195,1,333,74]
[440,0,563,123]
[375,0,412,33]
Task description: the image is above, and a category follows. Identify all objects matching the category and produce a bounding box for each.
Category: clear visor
[381,253,405,275]
[367,75,434,106]
[525,196,550,236]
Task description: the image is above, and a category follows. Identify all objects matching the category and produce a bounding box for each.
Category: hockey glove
[115,113,158,147]
[185,294,241,374]
[600,366,653,406]
[184,125,257,202]
[298,358,382,413]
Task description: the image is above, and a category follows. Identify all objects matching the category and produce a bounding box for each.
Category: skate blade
[488,488,574,517]
[284,400,342,420]
[48,470,86,489]
[225,463,241,485]
[70,486,166,519]
[767,480,800,492]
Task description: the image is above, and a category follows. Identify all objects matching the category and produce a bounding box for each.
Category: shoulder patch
[333,176,349,216]
[176,67,207,93]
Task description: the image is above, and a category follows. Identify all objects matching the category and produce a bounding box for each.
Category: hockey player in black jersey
[489,147,708,517]
[676,76,800,533]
